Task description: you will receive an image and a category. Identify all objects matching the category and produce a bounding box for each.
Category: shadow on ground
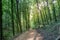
[14,24,60,40]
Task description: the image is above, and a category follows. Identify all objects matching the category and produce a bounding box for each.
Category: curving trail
[14,25,60,40]
[14,29,44,40]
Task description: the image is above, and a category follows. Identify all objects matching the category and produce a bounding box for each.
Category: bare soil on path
[14,29,44,40]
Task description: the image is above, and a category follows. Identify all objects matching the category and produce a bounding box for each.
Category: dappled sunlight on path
[14,26,59,40]
[14,30,44,40]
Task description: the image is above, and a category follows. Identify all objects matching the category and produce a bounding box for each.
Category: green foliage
[2,0,60,40]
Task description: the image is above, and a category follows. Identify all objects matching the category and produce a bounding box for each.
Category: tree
[16,0,22,33]
[35,0,45,26]
[52,0,57,22]
[11,0,15,36]
[57,0,60,17]
[46,0,52,23]
[0,0,3,40]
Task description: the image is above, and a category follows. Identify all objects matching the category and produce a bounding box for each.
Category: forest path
[14,28,59,40]
[14,29,44,40]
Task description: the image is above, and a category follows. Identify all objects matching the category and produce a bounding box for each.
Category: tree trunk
[46,0,52,23]
[57,0,60,19]
[35,0,44,26]
[0,0,3,40]
[11,0,15,36]
[52,0,57,22]
[16,0,22,33]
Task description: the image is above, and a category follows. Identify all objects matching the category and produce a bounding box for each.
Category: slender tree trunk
[25,14,28,30]
[36,0,44,26]
[16,0,22,33]
[46,0,52,23]
[57,0,60,18]
[27,13,30,30]
[25,13,27,30]
[42,0,49,24]
[52,0,57,22]
[28,14,30,29]
[0,0,3,40]
[11,0,15,36]
[36,2,40,25]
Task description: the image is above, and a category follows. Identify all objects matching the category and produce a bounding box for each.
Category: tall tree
[42,0,49,24]
[11,0,15,36]
[16,0,22,33]
[57,0,60,17]
[52,0,57,22]
[36,0,41,25]
[46,0,52,23]
[35,0,44,26]
[0,0,3,40]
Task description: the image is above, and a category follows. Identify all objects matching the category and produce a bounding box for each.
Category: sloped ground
[14,23,60,40]
[36,22,60,40]
[14,29,44,40]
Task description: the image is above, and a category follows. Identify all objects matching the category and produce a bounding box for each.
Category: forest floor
[13,22,60,40]
[14,29,43,40]
[14,27,59,40]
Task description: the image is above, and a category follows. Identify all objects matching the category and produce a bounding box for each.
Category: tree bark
[11,0,15,36]
[36,0,45,26]
[16,0,22,33]
[0,0,3,40]
[52,0,57,22]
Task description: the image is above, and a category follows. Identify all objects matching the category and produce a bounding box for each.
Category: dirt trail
[14,23,60,40]
[14,30,44,40]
